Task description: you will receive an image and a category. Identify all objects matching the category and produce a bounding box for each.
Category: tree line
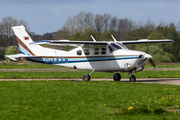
[1,12,180,62]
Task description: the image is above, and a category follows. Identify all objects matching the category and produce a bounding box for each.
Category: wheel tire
[82,74,91,81]
[130,75,136,82]
[113,73,121,81]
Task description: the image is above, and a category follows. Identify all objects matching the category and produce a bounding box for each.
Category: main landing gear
[82,74,91,81]
[82,70,94,81]
[82,71,136,82]
[113,73,121,81]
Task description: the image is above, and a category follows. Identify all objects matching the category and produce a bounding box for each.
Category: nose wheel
[130,74,136,82]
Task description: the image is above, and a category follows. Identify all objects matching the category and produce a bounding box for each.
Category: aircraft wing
[121,39,173,44]
[29,40,107,46]
[29,39,173,46]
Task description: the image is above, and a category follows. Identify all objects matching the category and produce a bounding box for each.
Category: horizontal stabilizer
[6,54,31,61]
[6,54,41,61]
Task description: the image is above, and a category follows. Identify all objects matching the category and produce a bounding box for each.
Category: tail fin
[12,25,40,56]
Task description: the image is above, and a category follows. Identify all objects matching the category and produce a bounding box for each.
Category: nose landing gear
[113,73,136,82]
[129,73,136,82]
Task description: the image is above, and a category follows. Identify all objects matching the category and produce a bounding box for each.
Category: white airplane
[6,25,173,82]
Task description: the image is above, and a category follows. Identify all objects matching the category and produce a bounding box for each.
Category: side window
[101,48,106,54]
[109,46,113,53]
[94,48,99,55]
[84,49,90,55]
[77,50,82,55]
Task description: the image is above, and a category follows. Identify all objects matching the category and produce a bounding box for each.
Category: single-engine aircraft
[6,25,173,82]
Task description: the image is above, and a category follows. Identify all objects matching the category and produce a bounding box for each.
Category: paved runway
[0,78,180,86]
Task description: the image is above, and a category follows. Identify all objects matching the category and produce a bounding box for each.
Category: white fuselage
[30,45,149,73]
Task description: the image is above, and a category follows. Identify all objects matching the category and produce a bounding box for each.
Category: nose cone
[144,54,152,59]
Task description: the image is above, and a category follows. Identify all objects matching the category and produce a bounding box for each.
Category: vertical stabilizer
[12,25,40,56]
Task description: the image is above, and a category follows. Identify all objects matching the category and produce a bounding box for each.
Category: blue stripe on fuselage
[31,56,139,64]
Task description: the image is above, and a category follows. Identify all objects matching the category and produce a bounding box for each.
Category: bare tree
[94,14,104,37]
[18,19,29,31]
[74,11,87,32]
[103,13,111,32]
[144,19,156,31]
[116,18,135,41]
[84,12,94,30]
[63,16,77,35]
[109,16,118,34]
[0,16,29,46]
[1,17,14,39]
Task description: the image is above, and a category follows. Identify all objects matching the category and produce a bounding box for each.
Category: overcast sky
[0,0,179,34]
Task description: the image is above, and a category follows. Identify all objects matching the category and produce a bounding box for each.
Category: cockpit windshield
[109,42,128,51]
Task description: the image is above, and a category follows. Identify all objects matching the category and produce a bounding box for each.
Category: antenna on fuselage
[90,35,96,42]
[111,35,117,42]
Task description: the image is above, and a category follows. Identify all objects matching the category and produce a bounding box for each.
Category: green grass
[0,70,180,79]
[0,80,179,119]
[0,61,66,69]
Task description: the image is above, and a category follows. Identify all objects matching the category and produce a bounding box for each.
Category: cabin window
[77,50,82,55]
[101,48,106,54]
[109,46,113,53]
[84,49,90,55]
[94,48,99,55]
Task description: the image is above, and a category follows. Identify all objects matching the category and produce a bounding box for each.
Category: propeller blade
[149,59,156,68]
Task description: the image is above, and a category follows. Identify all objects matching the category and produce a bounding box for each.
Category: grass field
[0,80,179,119]
[1,61,180,79]
[0,62,180,119]
[0,70,180,79]
[0,61,66,69]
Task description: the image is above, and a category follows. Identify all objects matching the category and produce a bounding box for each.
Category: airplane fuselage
[28,45,147,73]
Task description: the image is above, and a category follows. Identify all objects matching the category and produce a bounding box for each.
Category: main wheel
[113,73,121,81]
[130,75,136,82]
[82,74,91,81]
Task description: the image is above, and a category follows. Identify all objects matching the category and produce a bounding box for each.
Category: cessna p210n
[6,25,173,82]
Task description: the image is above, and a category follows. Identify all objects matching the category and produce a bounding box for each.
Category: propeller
[149,59,156,68]
[146,43,156,68]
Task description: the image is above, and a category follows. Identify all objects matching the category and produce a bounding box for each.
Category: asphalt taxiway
[0,68,180,85]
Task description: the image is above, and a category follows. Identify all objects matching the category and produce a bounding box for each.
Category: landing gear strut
[113,73,121,81]
[129,74,136,82]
